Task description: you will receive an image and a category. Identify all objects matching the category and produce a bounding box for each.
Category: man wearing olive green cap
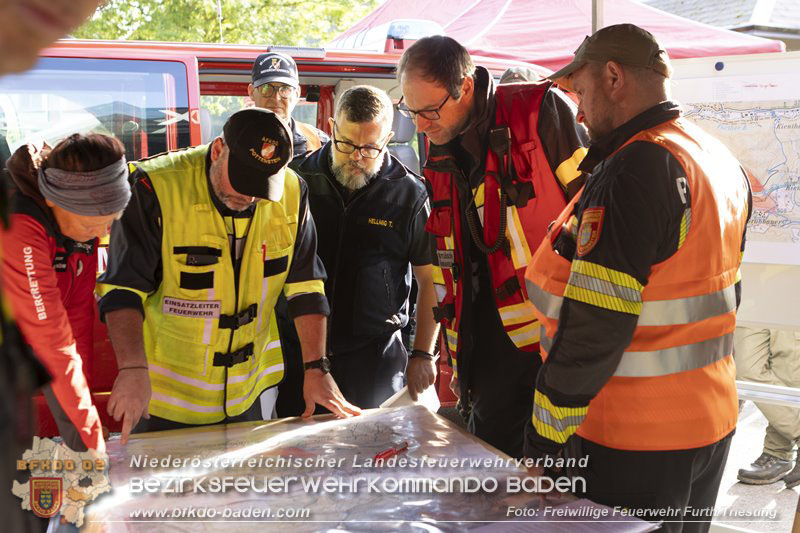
[548,23,672,92]
[523,24,751,532]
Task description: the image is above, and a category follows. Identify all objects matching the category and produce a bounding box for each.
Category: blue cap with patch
[252,51,299,89]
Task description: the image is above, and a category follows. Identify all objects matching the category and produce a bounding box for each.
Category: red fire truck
[0,39,543,437]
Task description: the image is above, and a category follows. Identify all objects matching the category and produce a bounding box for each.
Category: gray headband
[38,158,131,216]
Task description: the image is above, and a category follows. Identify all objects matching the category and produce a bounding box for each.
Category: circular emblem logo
[261,143,276,159]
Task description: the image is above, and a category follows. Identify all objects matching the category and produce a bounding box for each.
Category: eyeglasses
[257,83,296,98]
[332,123,391,159]
[397,93,450,121]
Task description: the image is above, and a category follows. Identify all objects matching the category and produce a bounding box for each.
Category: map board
[80,407,655,532]
[671,52,800,330]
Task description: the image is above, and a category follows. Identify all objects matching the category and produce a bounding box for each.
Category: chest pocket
[264,214,297,253]
[157,244,224,353]
[172,245,221,294]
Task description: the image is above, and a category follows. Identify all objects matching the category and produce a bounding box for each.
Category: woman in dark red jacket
[2,133,130,453]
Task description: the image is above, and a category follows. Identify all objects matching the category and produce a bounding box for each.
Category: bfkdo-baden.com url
[127,505,311,520]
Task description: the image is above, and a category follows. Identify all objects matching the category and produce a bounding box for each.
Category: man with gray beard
[286,85,439,409]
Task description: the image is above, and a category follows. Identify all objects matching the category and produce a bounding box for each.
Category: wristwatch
[303,356,332,374]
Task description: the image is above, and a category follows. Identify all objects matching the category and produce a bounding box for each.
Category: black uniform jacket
[296,143,432,353]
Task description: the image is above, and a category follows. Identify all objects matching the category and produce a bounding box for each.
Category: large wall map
[683,100,800,265]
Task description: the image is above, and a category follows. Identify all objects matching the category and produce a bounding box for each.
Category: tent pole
[593,0,604,33]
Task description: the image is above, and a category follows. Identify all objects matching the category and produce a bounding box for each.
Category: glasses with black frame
[397,93,451,121]
[332,122,392,159]
[257,83,296,98]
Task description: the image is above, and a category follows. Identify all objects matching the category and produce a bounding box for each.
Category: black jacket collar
[579,101,681,171]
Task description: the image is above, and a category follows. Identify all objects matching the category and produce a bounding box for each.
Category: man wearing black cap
[523,24,751,531]
[97,108,360,444]
[249,51,329,166]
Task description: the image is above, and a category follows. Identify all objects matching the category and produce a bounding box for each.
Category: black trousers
[564,431,734,533]
[466,342,539,459]
[463,288,541,458]
[278,330,407,414]
[275,294,304,417]
[328,332,407,409]
[1,325,50,533]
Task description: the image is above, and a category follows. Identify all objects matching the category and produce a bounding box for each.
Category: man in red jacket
[398,36,588,458]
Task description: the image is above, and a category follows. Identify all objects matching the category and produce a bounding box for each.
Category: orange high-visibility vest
[424,82,573,373]
[525,117,749,451]
[295,121,324,152]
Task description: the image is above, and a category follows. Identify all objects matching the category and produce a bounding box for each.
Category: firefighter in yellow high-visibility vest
[97,109,360,444]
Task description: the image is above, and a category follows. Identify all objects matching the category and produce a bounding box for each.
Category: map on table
[82,406,655,532]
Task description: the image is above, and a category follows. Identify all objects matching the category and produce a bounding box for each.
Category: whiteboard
[671,52,800,331]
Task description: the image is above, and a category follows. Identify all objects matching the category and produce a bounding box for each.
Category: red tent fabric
[331,0,785,71]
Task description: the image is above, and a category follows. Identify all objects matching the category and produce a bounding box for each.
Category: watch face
[306,356,331,373]
[319,356,332,373]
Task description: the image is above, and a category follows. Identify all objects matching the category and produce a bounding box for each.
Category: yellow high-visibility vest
[99,145,321,424]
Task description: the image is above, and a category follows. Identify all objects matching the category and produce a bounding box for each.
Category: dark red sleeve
[1,214,104,452]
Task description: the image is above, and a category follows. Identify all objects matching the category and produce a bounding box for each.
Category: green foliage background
[74,0,380,46]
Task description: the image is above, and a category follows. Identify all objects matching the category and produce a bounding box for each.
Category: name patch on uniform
[576,207,604,257]
[367,217,394,228]
[437,250,455,269]
[163,297,221,319]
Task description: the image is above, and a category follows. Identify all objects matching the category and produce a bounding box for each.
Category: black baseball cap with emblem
[222,108,293,201]
[252,51,300,89]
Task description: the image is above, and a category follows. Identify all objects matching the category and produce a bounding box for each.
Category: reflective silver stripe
[506,206,527,267]
[533,403,586,433]
[637,285,737,326]
[528,277,735,328]
[151,392,223,413]
[228,355,282,385]
[614,333,733,377]
[540,330,553,353]
[202,287,215,345]
[226,363,284,409]
[446,329,458,348]
[434,284,447,302]
[150,363,224,391]
[525,279,563,320]
[499,303,534,321]
[567,271,642,307]
[508,324,538,346]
